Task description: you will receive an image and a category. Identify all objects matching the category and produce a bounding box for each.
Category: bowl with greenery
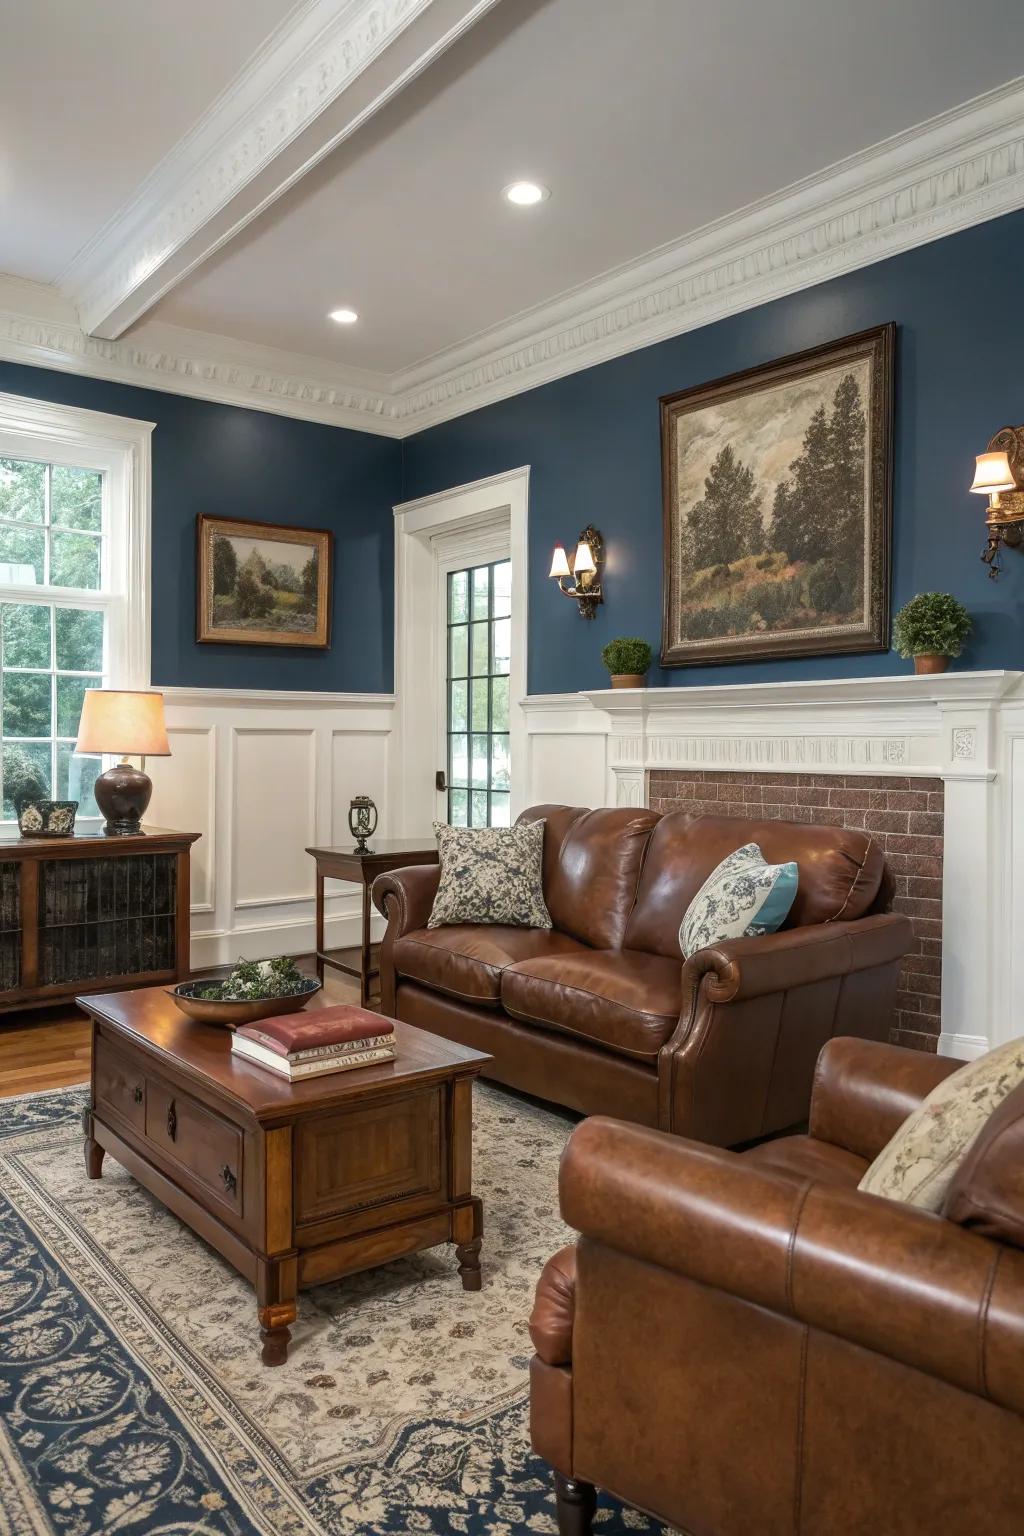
[169,956,321,1028]
[892,592,972,675]
[601,636,653,688]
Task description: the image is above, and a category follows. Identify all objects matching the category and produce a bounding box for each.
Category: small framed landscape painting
[660,324,894,666]
[196,515,332,648]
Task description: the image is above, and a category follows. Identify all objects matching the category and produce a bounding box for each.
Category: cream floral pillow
[858,1037,1024,1212]
[428,820,551,929]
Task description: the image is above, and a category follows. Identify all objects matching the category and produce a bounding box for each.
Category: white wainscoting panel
[156,688,394,969]
[232,728,316,909]
[147,726,215,912]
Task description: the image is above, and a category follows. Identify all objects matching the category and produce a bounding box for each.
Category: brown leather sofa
[373,805,911,1145]
[529,1037,1024,1536]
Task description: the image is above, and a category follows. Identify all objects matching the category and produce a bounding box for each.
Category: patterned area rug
[0,1084,670,1535]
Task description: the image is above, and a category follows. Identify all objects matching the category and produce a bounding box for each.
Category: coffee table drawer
[295,1087,444,1225]
[144,1080,244,1216]
[94,1035,146,1133]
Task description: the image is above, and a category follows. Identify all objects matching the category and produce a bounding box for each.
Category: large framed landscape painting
[660,324,894,666]
[196,515,332,647]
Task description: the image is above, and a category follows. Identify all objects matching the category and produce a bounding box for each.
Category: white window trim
[0,391,154,692]
[391,467,528,837]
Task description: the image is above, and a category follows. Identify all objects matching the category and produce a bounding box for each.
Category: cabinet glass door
[446,559,511,827]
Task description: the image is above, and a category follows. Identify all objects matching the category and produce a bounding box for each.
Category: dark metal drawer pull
[166,1100,177,1140]
[132,1085,143,1105]
[219,1163,237,1194]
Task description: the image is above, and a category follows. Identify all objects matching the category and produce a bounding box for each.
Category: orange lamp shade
[75,690,171,757]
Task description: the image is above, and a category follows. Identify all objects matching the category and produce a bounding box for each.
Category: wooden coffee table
[78,985,490,1366]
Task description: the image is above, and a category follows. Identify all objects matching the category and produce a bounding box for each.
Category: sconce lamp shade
[549,544,571,579]
[573,540,596,575]
[970,451,1016,495]
[76,690,171,757]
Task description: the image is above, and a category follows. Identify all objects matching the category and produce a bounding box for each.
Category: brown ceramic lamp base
[913,654,950,675]
[93,759,153,835]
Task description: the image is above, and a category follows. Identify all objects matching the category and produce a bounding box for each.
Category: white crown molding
[62,0,503,339]
[4,76,1024,435]
[0,276,403,435]
[387,75,1024,429]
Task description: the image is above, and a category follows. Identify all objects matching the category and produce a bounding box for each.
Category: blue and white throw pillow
[679,842,799,959]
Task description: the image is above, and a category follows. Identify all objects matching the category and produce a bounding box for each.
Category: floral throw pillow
[858,1037,1024,1212]
[679,842,799,960]
[428,820,552,929]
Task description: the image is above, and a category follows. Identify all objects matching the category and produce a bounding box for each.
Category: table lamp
[75,690,171,836]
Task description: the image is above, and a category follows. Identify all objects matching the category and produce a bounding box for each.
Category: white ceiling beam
[61,0,503,340]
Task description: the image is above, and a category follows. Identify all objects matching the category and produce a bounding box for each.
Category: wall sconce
[549,525,604,618]
[970,425,1024,578]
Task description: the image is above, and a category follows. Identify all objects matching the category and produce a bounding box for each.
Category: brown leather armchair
[373,805,911,1146]
[529,1037,1024,1536]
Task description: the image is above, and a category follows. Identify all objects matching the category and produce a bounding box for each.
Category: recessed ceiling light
[328,307,358,324]
[503,181,549,206]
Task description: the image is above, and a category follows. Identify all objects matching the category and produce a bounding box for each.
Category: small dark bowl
[167,976,321,1029]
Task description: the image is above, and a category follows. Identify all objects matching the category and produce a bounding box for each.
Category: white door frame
[391,466,529,837]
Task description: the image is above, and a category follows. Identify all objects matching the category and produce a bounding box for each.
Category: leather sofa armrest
[679,912,912,1006]
[529,1245,576,1365]
[371,864,441,937]
[809,1036,965,1162]
[559,1116,1024,1416]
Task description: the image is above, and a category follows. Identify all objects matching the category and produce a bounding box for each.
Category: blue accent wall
[402,209,1024,693]
[0,361,400,692]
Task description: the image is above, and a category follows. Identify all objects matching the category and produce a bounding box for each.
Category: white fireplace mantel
[522,671,1024,1060]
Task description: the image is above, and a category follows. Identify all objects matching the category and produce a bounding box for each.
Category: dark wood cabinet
[0,826,199,1014]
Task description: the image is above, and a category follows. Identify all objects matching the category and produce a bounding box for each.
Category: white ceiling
[2,0,1024,422]
[0,0,297,283]
[148,0,1024,374]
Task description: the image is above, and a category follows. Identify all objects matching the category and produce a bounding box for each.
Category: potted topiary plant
[601,636,653,688]
[892,592,972,675]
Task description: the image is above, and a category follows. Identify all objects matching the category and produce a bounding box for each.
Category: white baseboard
[937,1030,990,1060]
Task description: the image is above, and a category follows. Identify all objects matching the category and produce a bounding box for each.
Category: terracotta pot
[913,654,950,675]
[610,673,647,688]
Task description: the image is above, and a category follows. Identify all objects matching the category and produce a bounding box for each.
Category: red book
[237,1005,394,1059]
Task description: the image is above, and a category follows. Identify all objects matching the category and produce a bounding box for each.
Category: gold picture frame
[196,515,332,648]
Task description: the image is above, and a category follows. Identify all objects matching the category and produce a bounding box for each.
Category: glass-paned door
[446,559,511,827]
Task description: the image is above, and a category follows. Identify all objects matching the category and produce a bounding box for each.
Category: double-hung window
[0,395,151,824]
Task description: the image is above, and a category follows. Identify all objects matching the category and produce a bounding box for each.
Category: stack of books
[230,1005,396,1080]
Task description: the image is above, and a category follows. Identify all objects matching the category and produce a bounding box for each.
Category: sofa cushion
[943,1081,1024,1248]
[679,841,798,958]
[858,1037,1024,1213]
[515,804,589,894]
[625,811,885,959]
[429,821,551,928]
[544,807,659,950]
[501,948,680,1061]
[742,1134,868,1188]
[393,926,588,1007]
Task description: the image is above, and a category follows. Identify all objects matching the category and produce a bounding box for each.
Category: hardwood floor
[0,1007,92,1097]
[0,965,367,1099]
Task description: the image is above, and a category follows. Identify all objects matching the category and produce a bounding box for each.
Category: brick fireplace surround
[649,769,943,1052]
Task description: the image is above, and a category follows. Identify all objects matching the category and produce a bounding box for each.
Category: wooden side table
[306,839,438,1006]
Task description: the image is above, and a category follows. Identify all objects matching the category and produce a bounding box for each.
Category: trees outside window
[0,455,107,817]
